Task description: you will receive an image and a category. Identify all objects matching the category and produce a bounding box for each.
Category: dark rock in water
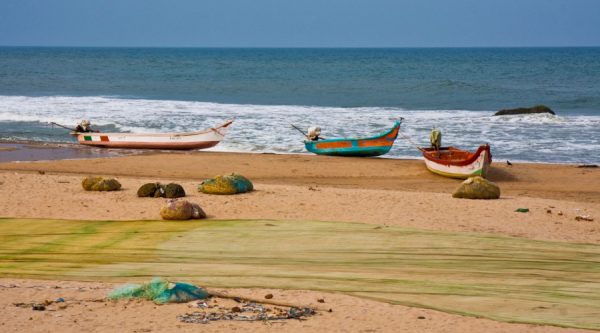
[165,183,186,198]
[82,176,121,191]
[452,176,500,199]
[137,183,158,197]
[494,105,555,116]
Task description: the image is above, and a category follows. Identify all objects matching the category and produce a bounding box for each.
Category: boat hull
[422,144,492,179]
[304,120,401,157]
[73,120,233,150]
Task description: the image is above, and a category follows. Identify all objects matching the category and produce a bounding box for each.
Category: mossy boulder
[138,182,186,198]
[82,176,121,191]
[494,105,555,116]
[160,199,193,220]
[160,199,206,220]
[164,183,186,198]
[82,176,103,190]
[92,179,121,191]
[198,173,254,195]
[452,176,500,200]
[137,183,158,197]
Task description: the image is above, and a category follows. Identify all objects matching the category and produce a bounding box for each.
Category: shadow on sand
[487,166,518,182]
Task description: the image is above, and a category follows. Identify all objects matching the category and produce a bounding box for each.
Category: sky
[0,0,599,47]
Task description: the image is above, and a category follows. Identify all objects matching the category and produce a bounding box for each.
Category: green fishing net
[108,278,209,303]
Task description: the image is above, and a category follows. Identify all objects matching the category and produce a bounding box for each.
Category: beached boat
[71,119,234,150]
[421,144,492,179]
[304,120,401,157]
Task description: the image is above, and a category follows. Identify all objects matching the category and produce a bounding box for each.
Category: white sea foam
[1,95,599,163]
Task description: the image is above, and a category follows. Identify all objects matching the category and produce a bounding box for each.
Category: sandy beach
[0,147,599,332]
[2,2,600,330]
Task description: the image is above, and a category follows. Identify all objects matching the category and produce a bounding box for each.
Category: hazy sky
[1,0,599,47]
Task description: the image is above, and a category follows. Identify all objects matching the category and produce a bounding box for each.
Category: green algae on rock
[81,176,121,191]
[452,176,500,199]
[198,173,253,195]
[159,199,206,220]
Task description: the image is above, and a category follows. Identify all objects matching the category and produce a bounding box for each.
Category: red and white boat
[421,144,492,179]
[72,119,233,150]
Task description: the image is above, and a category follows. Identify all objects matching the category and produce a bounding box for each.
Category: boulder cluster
[137,183,186,198]
[81,173,255,220]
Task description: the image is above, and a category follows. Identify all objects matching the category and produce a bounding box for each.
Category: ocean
[1,47,599,163]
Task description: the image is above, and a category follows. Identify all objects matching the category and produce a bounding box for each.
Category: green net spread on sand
[108,278,209,303]
[3,218,600,329]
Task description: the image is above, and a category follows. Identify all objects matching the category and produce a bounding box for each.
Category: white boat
[72,119,233,150]
[421,144,492,179]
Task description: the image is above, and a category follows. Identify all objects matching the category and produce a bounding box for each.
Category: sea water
[0,47,599,163]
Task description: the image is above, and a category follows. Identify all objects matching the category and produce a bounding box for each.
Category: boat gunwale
[72,119,234,139]
[303,120,402,145]
[422,144,491,167]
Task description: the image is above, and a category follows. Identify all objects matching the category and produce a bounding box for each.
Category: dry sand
[0,279,592,333]
[0,150,599,332]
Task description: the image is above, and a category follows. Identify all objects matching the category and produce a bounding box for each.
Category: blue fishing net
[108,278,209,304]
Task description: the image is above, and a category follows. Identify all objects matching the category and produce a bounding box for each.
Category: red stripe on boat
[315,141,353,149]
[422,144,491,166]
[358,139,393,147]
